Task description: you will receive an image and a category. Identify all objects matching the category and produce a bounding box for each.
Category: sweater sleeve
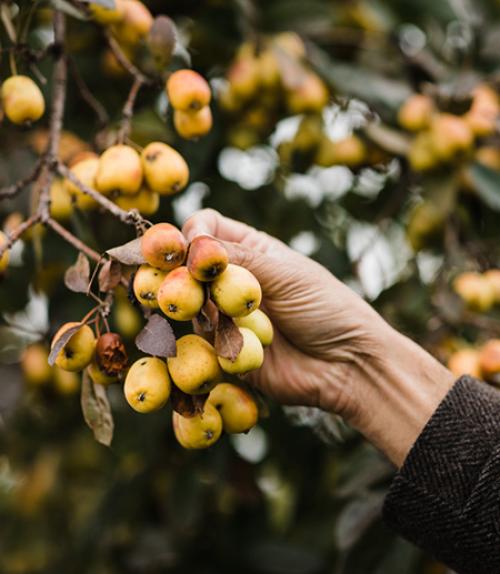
[382,375,500,574]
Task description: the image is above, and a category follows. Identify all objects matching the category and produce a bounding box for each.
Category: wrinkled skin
[183,208,387,424]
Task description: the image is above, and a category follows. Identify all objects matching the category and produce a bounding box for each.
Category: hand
[183,208,382,416]
[183,209,454,466]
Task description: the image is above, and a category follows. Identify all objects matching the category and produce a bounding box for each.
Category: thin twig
[0,213,41,258]
[0,160,43,199]
[46,217,101,262]
[0,9,138,290]
[1,4,17,43]
[56,161,146,227]
[117,77,143,143]
[68,56,109,127]
[106,32,149,84]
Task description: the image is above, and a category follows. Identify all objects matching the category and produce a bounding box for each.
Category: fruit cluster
[89,0,212,141]
[166,70,213,140]
[61,141,188,215]
[219,33,386,173]
[126,222,273,448]
[46,222,273,450]
[399,86,499,172]
[448,339,500,384]
[453,269,500,313]
[220,34,328,147]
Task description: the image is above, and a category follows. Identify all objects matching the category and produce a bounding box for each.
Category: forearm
[326,319,455,467]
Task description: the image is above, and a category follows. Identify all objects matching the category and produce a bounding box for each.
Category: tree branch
[68,56,109,127]
[46,217,101,262]
[3,214,42,252]
[39,10,67,222]
[117,77,144,143]
[106,32,149,84]
[0,160,43,199]
[56,161,147,228]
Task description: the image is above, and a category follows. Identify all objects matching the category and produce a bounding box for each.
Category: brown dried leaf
[64,253,91,294]
[170,384,208,417]
[193,297,218,342]
[215,313,243,361]
[98,260,122,292]
[107,237,146,266]
[48,322,83,366]
[135,314,176,358]
[147,16,176,66]
[81,371,114,447]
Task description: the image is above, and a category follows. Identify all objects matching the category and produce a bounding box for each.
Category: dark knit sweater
[383,376,500,574]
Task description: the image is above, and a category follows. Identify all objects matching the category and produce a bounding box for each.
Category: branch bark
[46,217,101,262]
[68,56,109,127]
[56,162,147,228]
[0,160,43,199]
[106,32,149,84]
[117,77,144,143]
[39,10,67,222]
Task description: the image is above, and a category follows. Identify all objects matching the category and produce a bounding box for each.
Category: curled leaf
[192,297,218,343]
[107,237,146,266]
[64,253,91,294]
[147,16,176,67]
[98,260,122,292]
[135,314,176,358]
[170,384,208,417]
[81,371,114,447]
[48,322,83,366]
[215,313,243,361]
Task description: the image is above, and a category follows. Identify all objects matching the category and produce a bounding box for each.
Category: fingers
[182,209,309,298]
[182,208,286,256]
[182,208,254,244]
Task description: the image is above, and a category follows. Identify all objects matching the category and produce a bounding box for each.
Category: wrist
[322,319,455,467]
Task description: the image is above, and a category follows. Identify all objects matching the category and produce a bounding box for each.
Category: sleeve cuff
[383,375,500,574]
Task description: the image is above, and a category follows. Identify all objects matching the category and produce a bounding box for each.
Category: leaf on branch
[50,0,88,20]
[98,260,122,292]
[135,314,176,358]
[64,253,91,293]
[364,122,411,156]
[215,313,243,361]
[170,384,208,417]
[469,163,500,212]
[81,0,115,7]
[48,322,83,366]
[81,371,114,447]
[192,297,218,343]
[107,237,146,266]
[147,16,177,68]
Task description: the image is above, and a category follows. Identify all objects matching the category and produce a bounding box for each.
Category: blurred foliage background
[1,0,500,572]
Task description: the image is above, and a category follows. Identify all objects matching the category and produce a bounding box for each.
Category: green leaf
[49,0,88,20]
[469,162,500,211]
